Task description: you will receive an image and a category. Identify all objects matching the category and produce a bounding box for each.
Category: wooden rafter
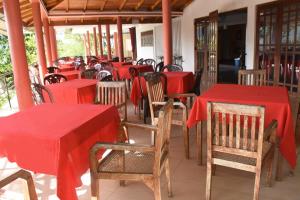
[119,0,128,11]
[171,0,179,6]
[49,0,65,11]
[66,0,69,12]
[84,0,89,11]
[135,0,144,10]
[150,0,161,10]
[101,0,108,11]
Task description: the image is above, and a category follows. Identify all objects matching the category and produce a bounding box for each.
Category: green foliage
[24,32,37,66]
[57,28,85,57]
[0,35,12,74]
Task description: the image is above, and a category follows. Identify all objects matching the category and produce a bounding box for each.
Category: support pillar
[3,0,34,110]
[117,16,124,62]
[42,17,53,66]
[114,32,119,58]
[31,0,47,78]
[49,26,58,61]
[106,24,112,60]
[87,31,91,56]
[98,24,104,57]
[162,0,173,65]
[93,27,98,57]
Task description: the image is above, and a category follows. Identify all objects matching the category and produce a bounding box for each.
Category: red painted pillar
[106,24,112,60]
[31,0,47,78]
[93,27,98,57]
[114,32,119,57]
[117,16,124,62]
[87,31,91,56]
[162,0,173,65]
[49,26,58,61]
[98,24,104,57]
[42,17,53,66]
[3,0,34,110]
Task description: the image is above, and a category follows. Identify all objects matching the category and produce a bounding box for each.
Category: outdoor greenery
[57,28,85,57]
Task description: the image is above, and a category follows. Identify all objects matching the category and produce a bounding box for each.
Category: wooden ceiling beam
[135,0,144,10]
[49,0,65,11]
[101,0,108,11]
[119,0,128,11]
[150,0,161,10]
[66,0,69,12]
[84,0,89,11]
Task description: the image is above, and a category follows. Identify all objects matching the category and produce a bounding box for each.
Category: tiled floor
[0,103,299,200]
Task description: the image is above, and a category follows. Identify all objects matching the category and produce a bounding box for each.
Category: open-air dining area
[0,0,299,199]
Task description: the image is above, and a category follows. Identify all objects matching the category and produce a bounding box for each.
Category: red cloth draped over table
[59,70,80,80]
[45,79,97,104]
[0,104,120,200]
[59,63,75,72]
[111,61,132,68]
[130,72,195,106]
[187,84,296,169]
[113,65,154,80]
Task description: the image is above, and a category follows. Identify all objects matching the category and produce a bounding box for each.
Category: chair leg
[253,167,262,200]
[275,147,283,181]
[153,178,161,200]
[205,160,212,200]
[196,122,202,165]
[266,147,275,187]
[165,158,173,197]
[91,175,99,200]
[182,109,189,159]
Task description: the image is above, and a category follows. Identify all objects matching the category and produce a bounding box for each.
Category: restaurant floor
[0,103,299,200]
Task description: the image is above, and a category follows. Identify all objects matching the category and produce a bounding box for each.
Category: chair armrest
[153,101,186,110]
[168,93,196,98]
[122,122,158,132]
[263,120,278,144]
[0,170,34,188]
[152,101,167,106]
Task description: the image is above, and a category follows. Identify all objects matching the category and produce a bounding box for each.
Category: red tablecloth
[0,104,120,200]
[59,63,75,72]
[187,84,296,168]
[111,61,133,68]
[113,65,154,80]
[45,79,97,104]
[60,70,80,80]
[130,72,195,106]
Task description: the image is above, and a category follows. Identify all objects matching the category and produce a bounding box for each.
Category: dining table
[113,64,154,80]
[59,63,75,72]
[0,103,120,200]
[60,70,80,80]
[111,61,133,68]
[187,84,297,170]
[45,79,97,104]
[130,71,195,106]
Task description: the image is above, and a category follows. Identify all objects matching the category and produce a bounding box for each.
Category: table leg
[196,122,202,165]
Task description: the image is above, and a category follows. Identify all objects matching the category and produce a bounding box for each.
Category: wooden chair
[96,70,113,81]
[206,102,278,200]
[90,99,174,200]
[136,58,144,65]
[200,68,217,93]
[145,72,191,158]
[155,61,164,72]
[238,69,267,86]
[32,83,54,104]
[47,66,61,74]
[95,81,127,121]
[81,68,98,79]
[44,74,67,85]
[0,170,37,200]
[162,64,183,72]
[143,59,156,71]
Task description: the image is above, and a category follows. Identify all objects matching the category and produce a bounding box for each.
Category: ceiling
[0,0,193,27]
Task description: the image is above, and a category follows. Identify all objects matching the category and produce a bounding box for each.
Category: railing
[0,72,14,109]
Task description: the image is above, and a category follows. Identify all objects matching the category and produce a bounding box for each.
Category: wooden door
[194,17,209,72]
[208,10,219,84]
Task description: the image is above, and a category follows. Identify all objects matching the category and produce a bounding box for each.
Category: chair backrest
[155,61,164,72]
[238,69,267,86]
[47,66,61,74]
[153,99,173,175]
[81,68,98,79]
[201,67,217,93]
[136,58,144,65]
[162,64,183,72]
[44,74,67,85]
[95,81,127,120]
[143,59,156,67]
[0,170,38,200]
[145,72,167,124]
[32,83,54,104]
[207,102,266,170]
[112,57,119,62]
[96,70,113,81]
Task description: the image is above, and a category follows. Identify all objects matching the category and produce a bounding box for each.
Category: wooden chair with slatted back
[0,170,37,200]
[201,67,217,93]
[90,99,174,200]
[145,72,190,159]
[206,102,278,200]
[238,69,267,86]
[95,81,127,121]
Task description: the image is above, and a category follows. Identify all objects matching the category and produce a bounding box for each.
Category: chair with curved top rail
[238,69,267,86]
[44,74,67,85]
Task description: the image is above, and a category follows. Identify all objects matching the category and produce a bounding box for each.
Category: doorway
[218,9,247,83]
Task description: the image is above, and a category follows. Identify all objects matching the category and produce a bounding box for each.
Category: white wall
[136,24,159,60]
[182,0,275,72]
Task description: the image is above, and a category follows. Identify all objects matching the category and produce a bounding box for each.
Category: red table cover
[59,63,75,72]
[130,72,195,106]
[0,104,120,200]
[45,79,97,104]
[60,70,80,80]
[113,65,154,80]
[187,84,296,168]
[111,61,133,68]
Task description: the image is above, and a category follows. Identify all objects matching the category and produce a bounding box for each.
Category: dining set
[0,58,298,200]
